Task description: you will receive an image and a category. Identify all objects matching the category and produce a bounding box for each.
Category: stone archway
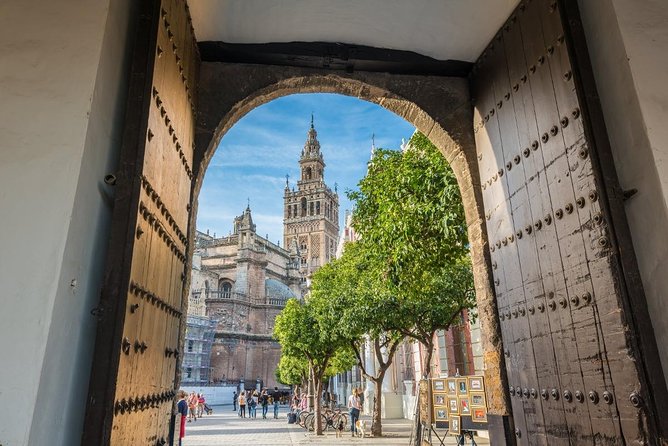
[192,63,511,432]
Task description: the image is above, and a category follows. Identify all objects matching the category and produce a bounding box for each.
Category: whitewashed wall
[0,1,135,445]
[578,0,668,385]
[181,385,238,406]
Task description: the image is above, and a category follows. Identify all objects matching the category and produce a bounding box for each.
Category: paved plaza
[183,406,489,446]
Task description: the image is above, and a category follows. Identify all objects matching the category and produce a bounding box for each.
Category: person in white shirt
[347,388,362,436]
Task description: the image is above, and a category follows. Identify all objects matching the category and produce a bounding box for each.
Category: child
[177,390,188,446]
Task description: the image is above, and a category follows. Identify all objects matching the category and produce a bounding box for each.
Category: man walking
[233,391,238,412]
[272,387,281,419]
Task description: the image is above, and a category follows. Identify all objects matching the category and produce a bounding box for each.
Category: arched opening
[192,70,506,417]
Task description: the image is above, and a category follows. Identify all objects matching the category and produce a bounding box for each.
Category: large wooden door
[82,0,198,444]
[472,0,666,444]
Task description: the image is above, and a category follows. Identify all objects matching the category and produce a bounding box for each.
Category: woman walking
[238,391,247,418]
[260,389,269,419]
[249,390,258,418]
[348,388,362,436]
[187,392,198,422]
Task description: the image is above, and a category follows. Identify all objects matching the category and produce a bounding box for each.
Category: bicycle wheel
[319,413,331,431]
[333,412,348,429]
[299,411,310,428]
[305,413,316,431]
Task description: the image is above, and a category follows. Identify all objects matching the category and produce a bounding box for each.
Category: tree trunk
[314,374,324,435]
[422,338,434,379]
[372,375,384,437]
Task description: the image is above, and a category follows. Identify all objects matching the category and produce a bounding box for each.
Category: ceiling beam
[198,41,472,77]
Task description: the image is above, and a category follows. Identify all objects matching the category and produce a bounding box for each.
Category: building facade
[187,207,303,390]
[185,122,340,390]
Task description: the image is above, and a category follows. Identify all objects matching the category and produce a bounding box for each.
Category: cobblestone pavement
[183,405,489,446]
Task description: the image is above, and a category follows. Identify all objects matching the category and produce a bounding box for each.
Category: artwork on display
[472,407,488,423]
[449,415,461,435]
[447,378,457,396]
[448,397,459,415]
[429,376,488,431]
[456,378,468,396]
[470,391,486,408]
[459,396,471,415]
[468,376,484,391]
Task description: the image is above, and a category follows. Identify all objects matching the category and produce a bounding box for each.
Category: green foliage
[348,131,469,292]
[275,352,308,386]
[347,132,476,374]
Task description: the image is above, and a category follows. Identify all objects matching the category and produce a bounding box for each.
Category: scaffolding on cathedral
[181,315,217,385]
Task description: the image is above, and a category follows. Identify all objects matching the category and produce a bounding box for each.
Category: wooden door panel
[473,0,665,443]
[83,1,197,444]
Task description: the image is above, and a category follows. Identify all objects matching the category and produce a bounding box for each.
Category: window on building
[316,201,320,215]
[219,281,232,298]
[186,367,192,378]
[310,201,314,215]
[188,340,194,352]
[293,204,297,217]
[288,206,292,218]
[301,198,307,217]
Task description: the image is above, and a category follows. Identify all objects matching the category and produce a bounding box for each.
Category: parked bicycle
[300,406,348,432]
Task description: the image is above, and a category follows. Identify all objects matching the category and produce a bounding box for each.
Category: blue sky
[196,93,415,245]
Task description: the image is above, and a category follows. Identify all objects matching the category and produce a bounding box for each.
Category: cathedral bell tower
[283,117,340,277]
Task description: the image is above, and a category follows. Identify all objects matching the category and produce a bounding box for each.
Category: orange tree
[312,240,405,437]
[273,298,353,435]
[347,131,475,377]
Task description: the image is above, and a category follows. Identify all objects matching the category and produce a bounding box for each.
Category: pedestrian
[238,391,246,418]
[187,392,198,422]
[176,390,188,446]
[196,393,205,417]
[272,387,281,419]
[348,388,361,437]
[260,389,269,419]
[299,393,308,412]
[249,390,258,418]
[233,391,238,412]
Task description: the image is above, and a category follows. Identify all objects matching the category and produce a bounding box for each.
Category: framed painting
[447,378,457,396]
[456,378,468,396]
[449,415,461,435]
[468,376,484,392]
[434,393,447,407]
[470,391,486,408]
[434,407,448,421]
[432,379,445,392]
[472,407,488,423]
[448,397,459,415]
[459,396,471,415]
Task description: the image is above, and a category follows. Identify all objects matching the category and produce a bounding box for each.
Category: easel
[428,424,478,446]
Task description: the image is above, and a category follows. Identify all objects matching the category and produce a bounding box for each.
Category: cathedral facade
[185,122,339,389]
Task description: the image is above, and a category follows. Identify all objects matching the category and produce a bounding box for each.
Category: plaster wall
[0,1,133,444]
[180,385,236,405]
[578,0,668,386]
